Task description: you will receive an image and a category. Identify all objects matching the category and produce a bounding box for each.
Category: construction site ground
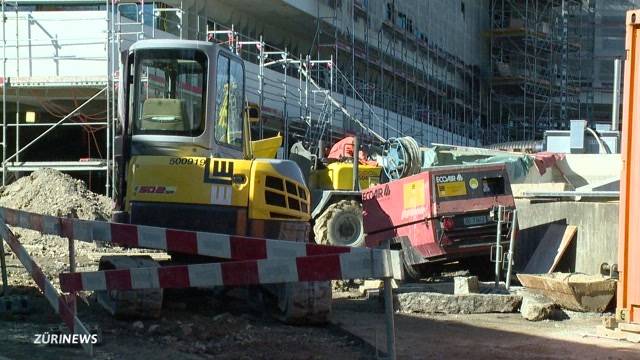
[0,284,639,359]
[1,171,639,359]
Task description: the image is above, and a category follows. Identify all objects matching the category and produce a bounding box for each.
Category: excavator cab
[120,41,243,162]
[116,40,309,228]
[110,39,330,323]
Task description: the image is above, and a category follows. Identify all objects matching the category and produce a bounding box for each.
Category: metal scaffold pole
[282,48,289,158]
[105,0,111,197]
[258,35,264,139]
[1,0,6,186]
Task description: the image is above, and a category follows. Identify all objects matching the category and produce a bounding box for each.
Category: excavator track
[95,255,163,318]
[272,222,332,324]
[275,281,332,324]
[95,222,332,325]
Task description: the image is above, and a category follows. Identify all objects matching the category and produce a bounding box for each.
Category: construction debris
[454,276,480,295]
[393,281,522,314]
[520,291,558,321]
[0,168,113,220]
[522,224,577,274]
[0,295,30,314]
[395,292,522,314]
[0,169,131,288]
[517,273,615,312]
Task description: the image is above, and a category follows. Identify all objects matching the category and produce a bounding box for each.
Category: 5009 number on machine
[169,157,206,166]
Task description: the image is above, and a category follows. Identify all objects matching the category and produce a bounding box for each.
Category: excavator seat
[140,98,189,131]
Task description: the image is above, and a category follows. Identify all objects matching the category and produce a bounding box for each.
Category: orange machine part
[618,10,640,324]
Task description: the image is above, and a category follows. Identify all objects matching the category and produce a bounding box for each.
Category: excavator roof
[130,39,218,51]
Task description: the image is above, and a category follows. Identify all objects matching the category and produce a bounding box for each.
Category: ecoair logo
[435,174,463,183]
[362,184,391,201]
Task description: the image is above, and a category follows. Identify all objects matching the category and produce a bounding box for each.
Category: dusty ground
[0,170,374,359]
[1,287,639,359]
[0,286,374,360]
[1,170,638,359]
[333,292,640,360]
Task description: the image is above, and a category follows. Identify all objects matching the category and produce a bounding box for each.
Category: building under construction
[0,0,637,194]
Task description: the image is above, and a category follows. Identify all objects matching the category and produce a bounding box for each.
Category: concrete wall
[515,199,618,275]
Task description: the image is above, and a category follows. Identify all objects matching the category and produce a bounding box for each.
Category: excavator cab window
[132,49,207,136]
[215,54,244,148]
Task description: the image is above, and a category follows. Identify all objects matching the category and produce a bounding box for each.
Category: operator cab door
[211,52,245,159]
[126,43,245,160]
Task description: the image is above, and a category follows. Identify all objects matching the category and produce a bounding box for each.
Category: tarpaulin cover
[421,146,555,181]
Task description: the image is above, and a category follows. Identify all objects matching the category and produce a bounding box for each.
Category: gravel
[0,168,113,220]
[0,169,116,286]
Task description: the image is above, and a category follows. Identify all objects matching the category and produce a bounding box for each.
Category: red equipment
[326,136,377,165]
[362,163,515,277]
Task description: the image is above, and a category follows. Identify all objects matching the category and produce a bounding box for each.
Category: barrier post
[0,219,93,355]
[383,240,397,360]
[0,233,7,296]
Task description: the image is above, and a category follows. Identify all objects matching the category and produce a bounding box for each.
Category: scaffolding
[488,0,590,142]
[0,1,111,189]
[310,0,488,145]
[1,0,488,196]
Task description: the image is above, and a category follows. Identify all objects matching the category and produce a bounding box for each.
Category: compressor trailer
[362,163,515,279]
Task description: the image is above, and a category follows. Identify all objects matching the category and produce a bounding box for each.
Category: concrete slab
[389,280,522,314]
[394,292,522,314]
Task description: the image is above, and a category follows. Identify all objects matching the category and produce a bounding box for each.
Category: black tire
[313,199,365,247]
[403,259,431,282]
[401,253,436,282]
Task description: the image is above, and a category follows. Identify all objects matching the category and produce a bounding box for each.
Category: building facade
[0,0,636,193]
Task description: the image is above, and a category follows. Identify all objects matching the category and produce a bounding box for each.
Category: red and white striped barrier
[0,207,375,261]
[59,250,399,292]
[0,222,94,355]
[0,205,401,357]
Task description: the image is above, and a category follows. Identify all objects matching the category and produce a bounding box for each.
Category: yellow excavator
[107,39,330,323]
[291,137,381,247]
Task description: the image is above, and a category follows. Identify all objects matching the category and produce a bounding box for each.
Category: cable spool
[381,136,422,180]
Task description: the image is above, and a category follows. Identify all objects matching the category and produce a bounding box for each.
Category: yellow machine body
[310,162,381,191]
[126,155,310,222]
[251,135,283,159]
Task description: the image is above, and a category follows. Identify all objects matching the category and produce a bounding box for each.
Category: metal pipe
[383,241,396,360]
[612,58,622,131]
[258,35,264,139]
[494,205,503,287]
[352,135,359,191]
[110,0,117,199]
[505,209,518,290]
[14,1,19,168]
[283,50,288,159]
[0,233,8,296]
[105,0,111,197]
[68,237,76,273]
[2,0,7,186]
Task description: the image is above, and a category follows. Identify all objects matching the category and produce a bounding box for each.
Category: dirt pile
[0,169,117,286]
[0,168,113,220]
